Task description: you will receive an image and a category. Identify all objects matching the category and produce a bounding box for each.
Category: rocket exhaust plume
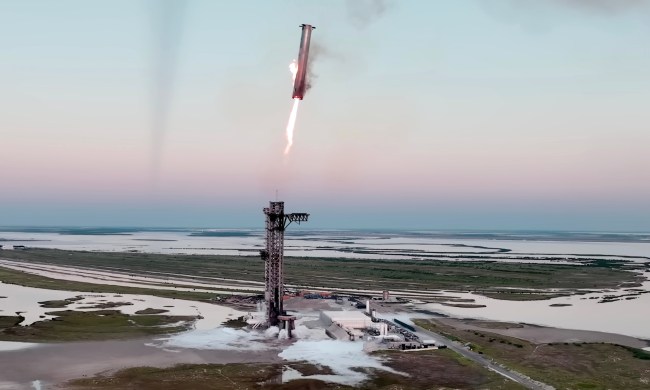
[284,61,300,155]
[284,99,300,155]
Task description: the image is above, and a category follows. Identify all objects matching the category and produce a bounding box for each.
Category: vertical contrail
[150,0,186,184]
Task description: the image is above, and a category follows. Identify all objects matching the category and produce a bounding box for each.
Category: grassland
[0,315,22,328]
[67,363,344,390]
[368,349,524,389]
[0,309,194,342]
[1,249,644,299]
[0,265,224,302]
[65,349,524,390]
[414,319,650,390]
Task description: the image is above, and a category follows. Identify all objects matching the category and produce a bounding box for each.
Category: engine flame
[284,98,300,155]
[284,60,300,155]
[289,60,298,81]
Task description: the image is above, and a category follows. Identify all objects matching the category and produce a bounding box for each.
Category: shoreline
[0,336,283,386]
[0,246,649,388]
[435,318,650,349]
[0,280,648,389]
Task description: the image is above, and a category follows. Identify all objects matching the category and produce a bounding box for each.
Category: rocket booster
[292,24,315,100]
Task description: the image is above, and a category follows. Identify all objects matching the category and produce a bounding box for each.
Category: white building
[320,310,373,329]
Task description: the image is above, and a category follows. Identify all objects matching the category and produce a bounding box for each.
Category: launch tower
[260,201,309,327]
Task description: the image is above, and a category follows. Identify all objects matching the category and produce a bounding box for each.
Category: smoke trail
[346,0,390,28]
[150,0,186,184]
[303,41,332,94]
[550,0,645,12]
[487,0,647,17]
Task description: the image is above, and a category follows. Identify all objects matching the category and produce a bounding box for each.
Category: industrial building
[320,311,374,330]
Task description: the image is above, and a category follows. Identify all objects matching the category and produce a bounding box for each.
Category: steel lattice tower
[260,201,308,326]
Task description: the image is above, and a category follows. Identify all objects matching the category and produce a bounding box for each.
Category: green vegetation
[0,316,23,328]
[222,315,248,329]
[0,266,224,302]
[134,308,168,315]
[66,350,524,390]
[414,319,650,390]
[466,320,524,330]
[478,291,571,301]
[77,301,134,309]
[67,363,340,390]
[2,248,644,300]
[38,300,70,308]
[411,319,462,342]
[0,310,194,342]
[369,349,524,390]
[623,346,650,360]
[38,296,84,308]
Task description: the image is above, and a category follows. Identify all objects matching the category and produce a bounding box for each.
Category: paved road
[410,323,552,390]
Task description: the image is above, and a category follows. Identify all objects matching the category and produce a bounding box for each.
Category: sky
[1,0,649,231]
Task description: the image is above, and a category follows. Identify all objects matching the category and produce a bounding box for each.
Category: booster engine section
[292,24,315,100]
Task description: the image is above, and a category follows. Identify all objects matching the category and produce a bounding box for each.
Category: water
[0,282,242,329]
[417,277,650,339]
[278,339,403,385]
[0,259,264,294]
[0,341,39,352]
[1,228,648,261]
[161,327,273,351]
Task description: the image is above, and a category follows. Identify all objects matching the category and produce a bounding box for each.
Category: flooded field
[1,228,648,262]
[0,283,395,388]
[1,228,649,388]
[0,282,242,328]
[417,275,650,339]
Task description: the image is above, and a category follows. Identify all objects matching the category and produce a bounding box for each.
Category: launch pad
[260,201,309,327]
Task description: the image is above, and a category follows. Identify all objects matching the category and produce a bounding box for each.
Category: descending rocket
[292,24,315,100]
